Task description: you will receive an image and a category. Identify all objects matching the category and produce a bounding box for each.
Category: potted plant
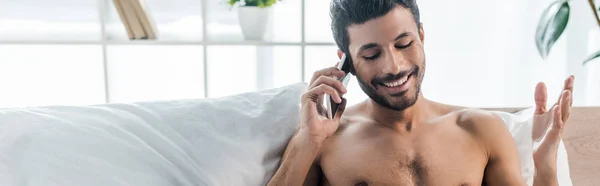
[535,0,600,65]
[227,0,281,40]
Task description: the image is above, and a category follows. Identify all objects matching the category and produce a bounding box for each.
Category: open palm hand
[531,76,574,181]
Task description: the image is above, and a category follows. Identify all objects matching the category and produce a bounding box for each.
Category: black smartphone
[325,53,351,119]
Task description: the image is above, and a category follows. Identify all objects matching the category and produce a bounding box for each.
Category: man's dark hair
[330,0,421,69]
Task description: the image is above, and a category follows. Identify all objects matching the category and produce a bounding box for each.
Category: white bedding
[0,83,571,186]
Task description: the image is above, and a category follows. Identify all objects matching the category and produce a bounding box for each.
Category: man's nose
[382,51,404,75]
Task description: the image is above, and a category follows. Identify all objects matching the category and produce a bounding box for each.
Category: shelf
[0,41,105,45]
[199,41,335,46]
[0,0,334,45]
[104,0,203,42]
[0,40,336,46]
[0,0,101,41]
[0,0,343,106]
[205,0,302,43]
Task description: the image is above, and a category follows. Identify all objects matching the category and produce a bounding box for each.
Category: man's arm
[268,131,322,186]
[460,110,527,186]
[269,65,348,186]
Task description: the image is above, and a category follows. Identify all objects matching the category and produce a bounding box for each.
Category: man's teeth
[383,75,410,87]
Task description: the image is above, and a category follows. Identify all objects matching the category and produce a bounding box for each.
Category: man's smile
[373,69,417,95]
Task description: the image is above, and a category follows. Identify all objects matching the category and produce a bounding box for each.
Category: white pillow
[493,108,572,186]
[0,83,307,186]
[515,108,572,186]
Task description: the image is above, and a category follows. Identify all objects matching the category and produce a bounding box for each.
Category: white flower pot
[238,6,270,41]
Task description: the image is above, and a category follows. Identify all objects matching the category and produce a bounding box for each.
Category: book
[115,0,147,39]
[129,0,158,40]
[113,0,134,39]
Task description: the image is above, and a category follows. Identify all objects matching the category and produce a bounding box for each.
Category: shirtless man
[268,0,573,185]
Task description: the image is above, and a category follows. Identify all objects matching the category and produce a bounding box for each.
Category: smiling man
[268,0,572,185]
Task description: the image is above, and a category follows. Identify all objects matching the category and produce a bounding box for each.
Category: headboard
[488,107,600,186]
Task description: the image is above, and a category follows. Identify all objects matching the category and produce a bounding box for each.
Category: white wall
[339,0,600,107]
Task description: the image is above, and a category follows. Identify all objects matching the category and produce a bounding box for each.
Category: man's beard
[355,67,423,111]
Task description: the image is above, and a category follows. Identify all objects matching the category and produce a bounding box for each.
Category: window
[106,45,205,102]
[0,0,318,108]
[207,46,301,98]
[0,45,105,107]
[1,0,598,108]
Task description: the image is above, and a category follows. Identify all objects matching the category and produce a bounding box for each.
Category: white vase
[238,6,270,41]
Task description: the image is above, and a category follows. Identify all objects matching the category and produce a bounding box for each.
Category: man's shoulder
[456,108,504,124]
[427,101,506,131]
[454,108,509,138]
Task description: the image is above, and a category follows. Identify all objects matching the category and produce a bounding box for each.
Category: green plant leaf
[228,0,239,6]
[583,50,600,65]
[265,0,277,7]
[535,0,570,59]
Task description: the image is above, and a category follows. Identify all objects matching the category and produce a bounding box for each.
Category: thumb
[539,105,564,150]
[534,82,548,115]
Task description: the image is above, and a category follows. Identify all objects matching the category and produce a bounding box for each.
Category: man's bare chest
[318,123,488,186]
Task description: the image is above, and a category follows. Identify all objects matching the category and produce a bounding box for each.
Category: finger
[309,76,348,94]
[560,90,571,122]
[556,75,575,105]
[306,84,342,103]
[310,75,347,107]
[310,67,346,86]
[333,98,347,122]
[565,75,575,106]
[563,75,574,93]
[534,82,548,115]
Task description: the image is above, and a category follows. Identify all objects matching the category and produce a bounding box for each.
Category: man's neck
[366,93,429,132]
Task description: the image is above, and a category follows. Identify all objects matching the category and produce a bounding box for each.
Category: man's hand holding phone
[300,64,348,145]
[267,62,350,186]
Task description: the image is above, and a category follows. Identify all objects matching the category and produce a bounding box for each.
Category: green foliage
[583,50,600,65]
[227,0,280,8]
[536,0,600,65]
[535,0,569,60]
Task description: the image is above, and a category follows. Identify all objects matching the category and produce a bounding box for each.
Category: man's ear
[337,49,344,59]
[419,22,425,44]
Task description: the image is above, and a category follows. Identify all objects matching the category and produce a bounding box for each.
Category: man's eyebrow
[393,32,410,41]
[358,43,379,53]
[357,32,411,53]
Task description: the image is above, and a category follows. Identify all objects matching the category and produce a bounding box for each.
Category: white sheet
[0,82,571,186]
[0,83,305,186]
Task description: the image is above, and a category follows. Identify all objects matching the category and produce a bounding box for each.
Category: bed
[489,107,600,186]
[0,82,597,186]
